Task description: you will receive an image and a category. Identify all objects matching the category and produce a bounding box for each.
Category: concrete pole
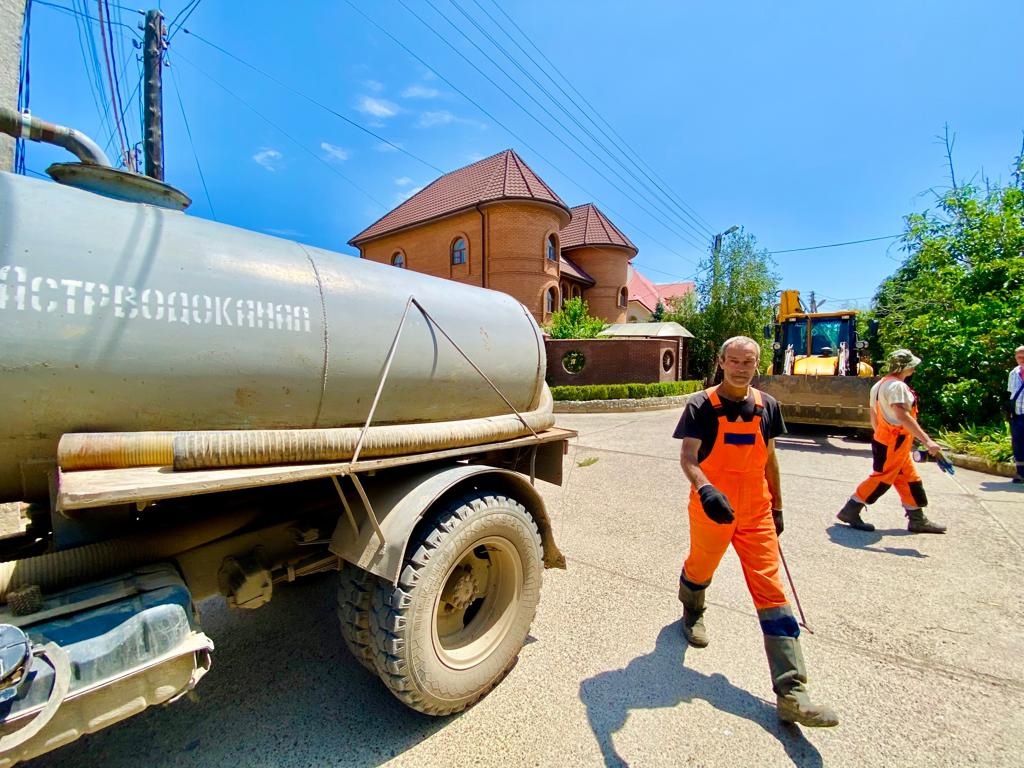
[0,0,27,172]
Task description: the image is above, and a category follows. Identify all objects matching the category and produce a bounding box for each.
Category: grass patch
[577,456,599,468]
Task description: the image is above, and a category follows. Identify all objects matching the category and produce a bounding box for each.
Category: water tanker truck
[0,107,574,765]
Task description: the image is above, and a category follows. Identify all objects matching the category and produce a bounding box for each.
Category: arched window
[546,234,558,261]
[545,287,558,314]
[560,281,569,306]
[451,237,467,265]
[618,287,628,308]
[391,252,405,268]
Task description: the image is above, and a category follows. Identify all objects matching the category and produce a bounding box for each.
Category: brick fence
[545,337,689,386]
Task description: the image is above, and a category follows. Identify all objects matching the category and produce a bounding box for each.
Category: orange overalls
[682,386,788,611]
[853,377,927,508]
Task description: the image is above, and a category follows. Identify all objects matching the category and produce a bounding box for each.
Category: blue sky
[17,0,1024,310]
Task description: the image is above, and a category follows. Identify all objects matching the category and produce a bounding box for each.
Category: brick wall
[357,201,567,325]
[564,245,631,323]
[545,338,689,386]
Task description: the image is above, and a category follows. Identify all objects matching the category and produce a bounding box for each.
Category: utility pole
[142,9,165,180]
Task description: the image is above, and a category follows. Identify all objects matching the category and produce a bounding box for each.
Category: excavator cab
[756,290,877,430]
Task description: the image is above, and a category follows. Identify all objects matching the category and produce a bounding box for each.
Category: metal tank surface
[0,171,547,503]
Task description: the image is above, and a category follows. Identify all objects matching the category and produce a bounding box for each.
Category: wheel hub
[442,565,478,611]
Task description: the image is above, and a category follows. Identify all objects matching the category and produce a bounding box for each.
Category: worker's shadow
[825,523,926,558]
[578,622,823,768]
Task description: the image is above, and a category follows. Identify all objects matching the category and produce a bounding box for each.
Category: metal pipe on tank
[0,106,110,166]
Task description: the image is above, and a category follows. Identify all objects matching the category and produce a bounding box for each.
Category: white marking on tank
[0,265,312,333]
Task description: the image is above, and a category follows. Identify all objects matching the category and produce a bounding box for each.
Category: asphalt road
[25,407,1024,767]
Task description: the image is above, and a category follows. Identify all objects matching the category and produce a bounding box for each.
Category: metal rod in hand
[778,543,813,634]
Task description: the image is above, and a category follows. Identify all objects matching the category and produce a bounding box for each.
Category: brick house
[349,149,642,326]
[626,266,695,322]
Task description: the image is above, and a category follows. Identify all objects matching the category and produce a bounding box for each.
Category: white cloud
[357,96,398,118]
[363,79,384,93]
[396,187,423,203]
[321,142,350,162]
[375,141,402,153]
[253,148,283,171]
[394,177,413,187]
[402,84,440,99]
[418,110,456,128]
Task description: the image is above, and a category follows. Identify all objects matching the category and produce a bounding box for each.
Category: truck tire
[337,562,379,673]
[369,493,543,715]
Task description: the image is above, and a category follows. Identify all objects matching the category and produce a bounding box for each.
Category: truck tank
[0,171,549,503]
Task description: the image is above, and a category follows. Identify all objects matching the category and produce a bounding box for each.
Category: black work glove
[697,485,735,525]
[772,509,784,536]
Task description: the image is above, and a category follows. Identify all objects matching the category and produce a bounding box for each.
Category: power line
[398,0,708,254]
[169,48,389,210]
[341,0,704,268]
[178,29,443,174]
[481,0,715,237]
[436,0,711,248]
[96,0,129,166]
[168,63,215,219]
[465,0,715,241]
[769,234,903,254]
[166,0,201,41]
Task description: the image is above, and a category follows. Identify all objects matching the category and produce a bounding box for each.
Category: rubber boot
[836,498,875,532]
[905,507,946,534]
[677,579,709,648]
[764,635,839,727]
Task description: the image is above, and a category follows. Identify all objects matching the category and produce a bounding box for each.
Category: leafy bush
[551,380,702,401]
[937,424,1013,463]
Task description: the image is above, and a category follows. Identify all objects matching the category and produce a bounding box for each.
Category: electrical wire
[452,0,714,244]
[168,62,216,219]
[95,0,128,165]
[179,29,443,174]
[341,0,704,267]
[398,0,708,254]
[769,234,903,254]
[166,0,201,41]
[170,47,389,210]
[435,0,710,249]
[14,0,32,175]
[480,0,715,237]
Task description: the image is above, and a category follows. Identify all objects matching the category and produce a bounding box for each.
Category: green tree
[650,300,666,322]
[664,229,779,379]
[870,152,1024,429]
[545,296,606,339]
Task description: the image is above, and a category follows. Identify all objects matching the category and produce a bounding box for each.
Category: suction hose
[59,387,555,471]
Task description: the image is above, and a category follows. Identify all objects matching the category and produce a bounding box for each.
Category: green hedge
[550,380,702,401]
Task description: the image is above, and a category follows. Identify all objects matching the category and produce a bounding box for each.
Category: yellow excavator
[753,290,878,430]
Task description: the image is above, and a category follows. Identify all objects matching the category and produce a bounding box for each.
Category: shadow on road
[825,523,926,558]
[979,480,1024,492]
[579,622,823,768]
[775,434,870,458]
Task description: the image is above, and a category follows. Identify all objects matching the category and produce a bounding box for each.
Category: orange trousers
[684,496,787,610]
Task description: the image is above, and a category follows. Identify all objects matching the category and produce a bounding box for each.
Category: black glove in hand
[697,485,735,525]
[772,509,784,536]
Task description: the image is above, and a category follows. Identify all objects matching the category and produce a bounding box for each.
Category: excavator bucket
[753,374,878,430]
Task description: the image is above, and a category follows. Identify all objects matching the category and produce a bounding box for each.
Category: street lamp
[712,225,739,255]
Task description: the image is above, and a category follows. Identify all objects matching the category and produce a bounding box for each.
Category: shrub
[550,381,703,401]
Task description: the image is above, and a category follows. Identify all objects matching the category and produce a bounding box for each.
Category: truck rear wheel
[369,493,543,715]
[337,562,379,673]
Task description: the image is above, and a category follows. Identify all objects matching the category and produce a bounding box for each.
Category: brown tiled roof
[655,281,696,302]
[559,254,596,286]
[627,268,695,312]
[349,149,570,245]
[560,203,637,254]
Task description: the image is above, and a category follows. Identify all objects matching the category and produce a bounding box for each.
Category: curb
[945,452,1017,478]
[553,394,692,414]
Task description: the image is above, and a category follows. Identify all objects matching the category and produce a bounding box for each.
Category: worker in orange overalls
[674,336,838,728]
[837,349,946,534]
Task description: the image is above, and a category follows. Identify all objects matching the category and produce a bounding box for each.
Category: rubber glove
[697,485,735,525]
[772,509,784,536]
